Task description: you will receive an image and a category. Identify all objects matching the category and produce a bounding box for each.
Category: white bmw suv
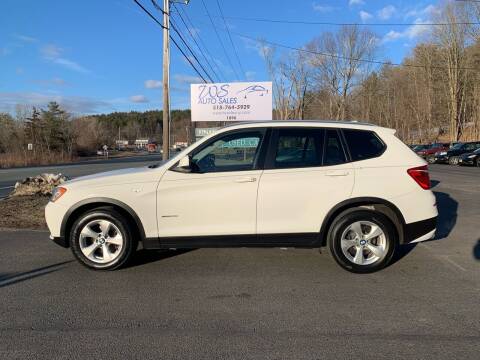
[46,121,437,273]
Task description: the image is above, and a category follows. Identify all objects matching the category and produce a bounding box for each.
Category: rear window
[343,129,385,161]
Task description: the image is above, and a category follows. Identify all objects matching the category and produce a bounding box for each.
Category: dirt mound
[12,173,69,197]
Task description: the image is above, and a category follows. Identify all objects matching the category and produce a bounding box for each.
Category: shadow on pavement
[430,179,440,189]
[126,249,196,268]
[389,243,417,267]
[474,240,480,261]
[432,191,458,241]
[0,260,73,288]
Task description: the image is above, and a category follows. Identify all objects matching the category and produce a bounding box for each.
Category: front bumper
[433,155,448,163]
[405,216,437,243]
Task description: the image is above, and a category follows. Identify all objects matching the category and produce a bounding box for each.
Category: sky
[0,0,443,115]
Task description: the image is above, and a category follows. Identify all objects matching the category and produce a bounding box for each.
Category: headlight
[439,152,447,156]
[50,187,67,202]
[468,155,476,158]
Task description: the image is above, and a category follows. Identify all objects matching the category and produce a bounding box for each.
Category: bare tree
[433,2,471,141]
[306,25,378,120]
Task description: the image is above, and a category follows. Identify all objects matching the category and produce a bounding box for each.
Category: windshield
[413,145,428,151]
[451,143,463,150]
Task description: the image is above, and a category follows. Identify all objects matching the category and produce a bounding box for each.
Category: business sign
[190,81,272,122]
[195,127,219,138]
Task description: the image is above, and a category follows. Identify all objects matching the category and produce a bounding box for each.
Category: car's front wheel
[70,208,137,270]
[328,209,397,273]
[427,155,436,164]
[476,158,480,167]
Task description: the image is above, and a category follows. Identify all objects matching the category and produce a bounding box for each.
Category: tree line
[264,1,480,143]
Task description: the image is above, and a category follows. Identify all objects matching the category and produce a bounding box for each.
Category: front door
[157,129,266,239]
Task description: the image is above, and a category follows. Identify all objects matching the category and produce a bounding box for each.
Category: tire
[448,157,458,165]
[476,158,480,168]
[70,207,138,270]
[328,209,397,274]
[427,155,436,164]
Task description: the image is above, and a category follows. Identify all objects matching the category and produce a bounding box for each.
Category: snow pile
[12,173,69,197]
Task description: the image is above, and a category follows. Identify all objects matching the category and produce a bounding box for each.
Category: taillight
[407,165,431,190]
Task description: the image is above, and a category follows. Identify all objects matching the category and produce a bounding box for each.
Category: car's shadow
[126,249,196,268]
[389,184,458,266]
[431,190,458,241]
[474,239,480,261]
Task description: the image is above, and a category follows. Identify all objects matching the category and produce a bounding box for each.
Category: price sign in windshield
[190,81,272,122]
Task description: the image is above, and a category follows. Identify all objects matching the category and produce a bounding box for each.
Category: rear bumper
[404,216,437,243]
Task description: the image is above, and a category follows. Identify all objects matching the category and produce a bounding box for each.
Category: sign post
[191,82,272,122]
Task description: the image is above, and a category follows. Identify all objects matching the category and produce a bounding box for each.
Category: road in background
[0,166,479,359]
[0,154,163,198]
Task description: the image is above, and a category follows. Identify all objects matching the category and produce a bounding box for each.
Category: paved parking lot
[0,165,479,359]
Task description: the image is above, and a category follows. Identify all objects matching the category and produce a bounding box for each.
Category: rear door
[256,127,354,239]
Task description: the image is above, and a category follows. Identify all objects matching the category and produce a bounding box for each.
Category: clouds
[359,11,373,22]
[144,79,162,89]
[41,43,90,74]
[349,0,365,6]
[312,3,336,13]
[382,21,430,43]
[377,5,396,20]
[0,92,112,114]
[129,95,149,103]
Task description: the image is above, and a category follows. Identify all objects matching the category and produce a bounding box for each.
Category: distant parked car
[458,148,480,167]
[412,144,429,153]
[433,142,480,164]
[416,143,450,161]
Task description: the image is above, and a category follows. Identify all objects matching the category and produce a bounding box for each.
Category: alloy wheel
[340,221,387,266]
[79,220,124,264]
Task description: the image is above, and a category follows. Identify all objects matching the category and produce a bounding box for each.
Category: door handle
[326,171,349,177]
[234,177,257,183]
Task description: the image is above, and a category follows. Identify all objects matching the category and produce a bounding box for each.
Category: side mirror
[173,155,192,173]
[178,155,190,168]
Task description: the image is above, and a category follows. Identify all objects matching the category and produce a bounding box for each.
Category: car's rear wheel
[70,208,137,270]
[328,209,397,273]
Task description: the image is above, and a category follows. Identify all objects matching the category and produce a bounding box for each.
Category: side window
[324,129,346,166]
[191,131,263,173]
[343,129,385,161]
[274,129,324,169]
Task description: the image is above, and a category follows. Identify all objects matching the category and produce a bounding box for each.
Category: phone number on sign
[212,104,251,111]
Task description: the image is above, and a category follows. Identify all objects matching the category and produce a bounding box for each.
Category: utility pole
[162,0,170,160]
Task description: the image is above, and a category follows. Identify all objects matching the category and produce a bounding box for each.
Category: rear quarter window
[343,129,385,161]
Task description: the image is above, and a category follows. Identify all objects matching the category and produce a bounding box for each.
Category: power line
[132,0,207,83]
[196,14,480,27]
[171,2,222,82]
[150,0,214,82]
[200,19,479,72]
[200,0,240,80]
[175,4,227,82]
[215,0,245,77]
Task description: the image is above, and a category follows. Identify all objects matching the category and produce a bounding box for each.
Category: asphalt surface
[0,154,164,198]
[0,165,479,359]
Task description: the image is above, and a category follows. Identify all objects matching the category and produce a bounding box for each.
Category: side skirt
[143,233,320,249]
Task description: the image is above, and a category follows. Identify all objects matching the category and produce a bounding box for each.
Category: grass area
[0,195,49,230]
